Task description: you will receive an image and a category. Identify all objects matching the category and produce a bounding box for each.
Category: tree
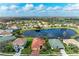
[13,29,22,37]
[65,44,79,54]
[2,43,15,53]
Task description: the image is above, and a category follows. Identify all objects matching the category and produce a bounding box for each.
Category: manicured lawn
[64,44,79,54]
[1,43,15,54]
[21,37,33,54]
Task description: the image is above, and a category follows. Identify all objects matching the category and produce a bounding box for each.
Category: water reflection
[23,28,77,39]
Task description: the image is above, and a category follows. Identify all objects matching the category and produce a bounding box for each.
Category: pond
[23,28,77,39]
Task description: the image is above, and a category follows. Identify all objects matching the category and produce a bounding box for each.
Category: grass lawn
[21,37,33,54]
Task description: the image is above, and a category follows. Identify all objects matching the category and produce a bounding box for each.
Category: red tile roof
[31,37,45,49]
[31,37,45,56]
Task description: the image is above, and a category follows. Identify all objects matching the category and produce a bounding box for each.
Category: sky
[0,3,79,17]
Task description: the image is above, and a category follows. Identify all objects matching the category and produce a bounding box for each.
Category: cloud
[53,6,62,10]
[23,4,34,11]
[0,6,8,10]
[46,4,79,11]
[35,4,45,11]
[47,7,53,10]
[9,5,18,10]
[63,4,74,11]
[0,5,19,13]
[63,4,79,11]
[0,3,79,17]
[47,6,62,11]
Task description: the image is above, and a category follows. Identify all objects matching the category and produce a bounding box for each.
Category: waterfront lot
[0,17,79,56]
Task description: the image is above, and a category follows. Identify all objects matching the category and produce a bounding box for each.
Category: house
[0,36,16,50]
[0,29,12,36]
[12,37,27,53]
[5,29,13,32]
[77,26,79,29]
[48,39,65,49]
[48,39,67,56]
[0,36,16,43]
[0,29,4,34]
[31,37,45,56]
[7,24,19,30]
[13,37,26,46]
[63,39,79,48]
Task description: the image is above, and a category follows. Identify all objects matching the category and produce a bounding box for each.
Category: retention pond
[23,28,77,39]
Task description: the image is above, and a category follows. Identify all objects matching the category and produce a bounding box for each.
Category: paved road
[60,49,68,56]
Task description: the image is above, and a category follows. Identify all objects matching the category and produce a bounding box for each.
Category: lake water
[23,28,77,39]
